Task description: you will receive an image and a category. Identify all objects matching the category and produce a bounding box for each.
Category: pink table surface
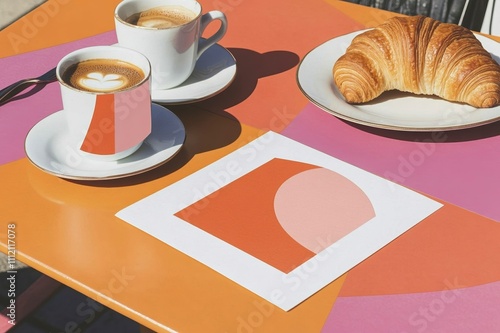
[323,281,500,332]
[282,103,500,222]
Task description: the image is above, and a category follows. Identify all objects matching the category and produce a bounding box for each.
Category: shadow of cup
[195,47,300,111]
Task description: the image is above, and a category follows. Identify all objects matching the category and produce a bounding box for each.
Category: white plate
[297,30,500,131]
[25,104,185,180]
[151,43,237,104]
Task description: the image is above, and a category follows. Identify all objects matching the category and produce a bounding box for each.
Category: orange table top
[1,1,500,332]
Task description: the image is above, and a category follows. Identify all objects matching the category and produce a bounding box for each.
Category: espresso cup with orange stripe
[56,46,152,161]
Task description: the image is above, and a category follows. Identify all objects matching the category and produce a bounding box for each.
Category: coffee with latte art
[124,5,197,28]
[62,59,145,93]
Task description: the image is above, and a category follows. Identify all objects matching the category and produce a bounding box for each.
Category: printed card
[116,132,442,311]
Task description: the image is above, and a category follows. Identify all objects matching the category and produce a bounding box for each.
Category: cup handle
[197,11,227,59]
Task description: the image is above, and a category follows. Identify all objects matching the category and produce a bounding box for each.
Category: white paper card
[116,131,442,311]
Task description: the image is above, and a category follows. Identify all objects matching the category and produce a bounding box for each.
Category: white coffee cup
[56,45,152,162]
[114,0,228,90]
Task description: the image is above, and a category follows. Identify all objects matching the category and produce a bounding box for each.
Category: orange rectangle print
[116,132,442,311]
[175,158,375,273]
[80,84,151,155]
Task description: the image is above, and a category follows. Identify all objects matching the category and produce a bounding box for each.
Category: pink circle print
[274,167,376,253]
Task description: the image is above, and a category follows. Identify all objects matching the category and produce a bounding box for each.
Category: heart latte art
[124,5,197,29]
[79,73,130,92]
[62,59,145,93]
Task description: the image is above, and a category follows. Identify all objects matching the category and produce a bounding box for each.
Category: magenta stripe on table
[322,281,500,332]
[0,31,117,166]
[282,103,500,221]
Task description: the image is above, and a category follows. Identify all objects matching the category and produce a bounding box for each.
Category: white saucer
[151,43,237,104]
[25,104,185,180]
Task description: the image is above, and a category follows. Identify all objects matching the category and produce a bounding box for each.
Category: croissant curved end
[333,75,368,103]
[332,55,385,103]
[465,80,500,108]
[477,96,500,108]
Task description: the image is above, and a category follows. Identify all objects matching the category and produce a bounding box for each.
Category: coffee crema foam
[63,59,145,93]
[125,5,197,28]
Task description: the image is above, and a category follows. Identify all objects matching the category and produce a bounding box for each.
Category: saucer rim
[112,42,237,105]
[24,104,185,181]
[150,43,237,104]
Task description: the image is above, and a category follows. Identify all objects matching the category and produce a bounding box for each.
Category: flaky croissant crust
[333,15,500,108]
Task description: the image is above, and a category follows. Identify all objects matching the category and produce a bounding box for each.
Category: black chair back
[343,0,489,31]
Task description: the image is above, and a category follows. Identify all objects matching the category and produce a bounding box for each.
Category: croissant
[333,15,500,108]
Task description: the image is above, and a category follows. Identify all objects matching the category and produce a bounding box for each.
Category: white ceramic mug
[114,0,228,90]
[56,45,152,161]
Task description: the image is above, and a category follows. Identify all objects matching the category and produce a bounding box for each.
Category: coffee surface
[125,5,196,28]
[62,59,145,93]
